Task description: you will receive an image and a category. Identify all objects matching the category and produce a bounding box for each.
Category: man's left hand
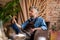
[34,28,42,30]
[30,28,42,33]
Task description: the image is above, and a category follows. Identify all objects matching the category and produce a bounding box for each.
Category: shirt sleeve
[21,19,31,29]
[41,18,47,30]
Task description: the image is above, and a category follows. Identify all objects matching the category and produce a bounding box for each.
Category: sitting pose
[11,6,47,40]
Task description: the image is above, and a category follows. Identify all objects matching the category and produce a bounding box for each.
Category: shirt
[21,17,47,30]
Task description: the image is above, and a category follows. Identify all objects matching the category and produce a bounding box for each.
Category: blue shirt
[21,17,47,30]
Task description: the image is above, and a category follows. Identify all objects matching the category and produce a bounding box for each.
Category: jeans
[11,23,21,34]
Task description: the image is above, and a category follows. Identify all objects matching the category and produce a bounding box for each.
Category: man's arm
[41,18,47,30]
[12,17,22,28]
[15,22,21,28]
[13,17,30,29]
[33,17,47,31]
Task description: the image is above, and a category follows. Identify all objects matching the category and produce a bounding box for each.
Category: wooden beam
[25,0,30,19]
[35,0,38,7]
[19,0,28,21]
[33,0,37,6]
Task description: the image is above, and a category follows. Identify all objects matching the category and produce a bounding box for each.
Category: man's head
[29,6,39,18]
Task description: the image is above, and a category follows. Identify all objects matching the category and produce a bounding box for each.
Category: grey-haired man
[11,6,47,40]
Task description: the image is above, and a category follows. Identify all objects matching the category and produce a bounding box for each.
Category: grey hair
[29,6,39,14]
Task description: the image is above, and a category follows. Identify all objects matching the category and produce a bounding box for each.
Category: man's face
[29,9,36,17]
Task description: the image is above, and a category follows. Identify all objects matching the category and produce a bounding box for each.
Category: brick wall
[45,0,60,29]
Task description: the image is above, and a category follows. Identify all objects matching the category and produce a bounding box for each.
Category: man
[11,6,47,40]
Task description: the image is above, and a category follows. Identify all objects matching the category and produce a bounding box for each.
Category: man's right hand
[12,16,17,23]
[13,18,16,23]
[12,16,22,28]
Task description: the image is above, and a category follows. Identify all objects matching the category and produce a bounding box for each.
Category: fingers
[13,16,16,19]
[12,16,17,23]
[13,18,16,23]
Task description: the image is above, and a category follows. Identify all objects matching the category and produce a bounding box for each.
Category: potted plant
[50,25,57,40]
[0,0,21,23]
[51,25,56,31]
[0,0,21,39]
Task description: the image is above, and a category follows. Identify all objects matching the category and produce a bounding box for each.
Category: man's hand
[12,16,17,23]
[30,28,42,33]
[34,28,42,30]
[12,16,22,28]
[13,18,17,23]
